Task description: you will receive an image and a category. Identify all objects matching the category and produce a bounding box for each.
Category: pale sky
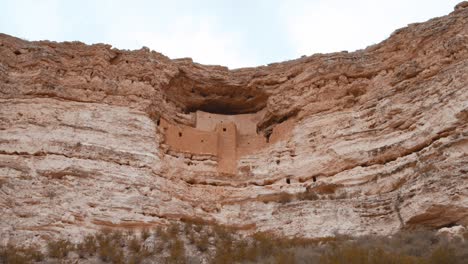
[0,0,461,68]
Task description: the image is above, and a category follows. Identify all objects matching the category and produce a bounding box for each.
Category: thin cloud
[0,0,62,41]
[106,17,257,69]
[280,0,460,56]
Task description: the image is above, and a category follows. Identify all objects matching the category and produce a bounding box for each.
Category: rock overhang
[163,70,269,115]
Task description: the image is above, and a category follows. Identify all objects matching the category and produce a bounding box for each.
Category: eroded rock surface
[0,3,467,245]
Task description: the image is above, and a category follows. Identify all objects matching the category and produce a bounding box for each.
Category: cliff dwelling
[159,109,294,175]
[1,3,468,260]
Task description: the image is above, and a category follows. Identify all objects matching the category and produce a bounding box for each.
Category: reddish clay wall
[159,119,217,155]
[236,118,295,156]
[159,111,295,175]
[216,123,237,174]
[196,110,265,135]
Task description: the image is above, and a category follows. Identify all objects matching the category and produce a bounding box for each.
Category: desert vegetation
[0,222,466,263]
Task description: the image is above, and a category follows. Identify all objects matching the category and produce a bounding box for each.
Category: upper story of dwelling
[195,110,265,135]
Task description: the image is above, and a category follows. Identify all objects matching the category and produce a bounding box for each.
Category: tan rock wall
[237,134,268,156]
[0,4,467,245]
[269,118,295,143]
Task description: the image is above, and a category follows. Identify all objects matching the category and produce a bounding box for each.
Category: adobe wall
[159,111,295,175]
[159,119,217,155]
[196,110,265,135]
[216,122,237,174]
[236,118,295,156]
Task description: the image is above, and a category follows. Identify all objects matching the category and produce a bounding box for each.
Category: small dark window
[223,128,226,132]
[201,140,204,143]
[286,178,291,184]
[178,132,182,137]
[276,160,280,165]
[156,119,160,126]
[312,176,317,182]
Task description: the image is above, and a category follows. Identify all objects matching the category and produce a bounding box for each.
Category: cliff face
[1,3,467,245]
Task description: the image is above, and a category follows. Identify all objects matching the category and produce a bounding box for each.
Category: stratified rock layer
[1,3,467,245]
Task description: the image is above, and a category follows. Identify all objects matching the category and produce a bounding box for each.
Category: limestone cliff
[0,2,467,245]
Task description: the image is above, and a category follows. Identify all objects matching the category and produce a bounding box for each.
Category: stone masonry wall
[161,111,294,174]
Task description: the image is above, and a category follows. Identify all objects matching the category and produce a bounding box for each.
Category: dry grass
[278,192,294,204]
[47,239,73,258]
[128,236,141,254]
[141,228,151,241]
[95,229,125,263]
[167,238,186,264]
[44,188,56,199]
[76,234,97,258]
[0,244,44,264]
[0,178,7,188]
[3,224,466,263]
[195,232,209,252]
[297,190,320,200]
[311,183,341,194]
